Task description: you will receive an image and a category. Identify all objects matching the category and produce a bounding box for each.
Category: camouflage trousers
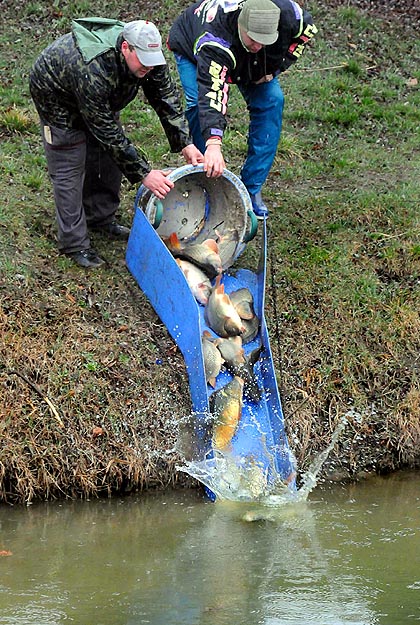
[39,121,122,254]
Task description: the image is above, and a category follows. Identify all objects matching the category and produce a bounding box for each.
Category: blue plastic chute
[126,165,296,501]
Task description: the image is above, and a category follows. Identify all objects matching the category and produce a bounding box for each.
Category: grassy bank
[1,0,419,503]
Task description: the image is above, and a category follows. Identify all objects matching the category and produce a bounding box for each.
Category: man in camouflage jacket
[29,18,203,268]
[168,0,317,218]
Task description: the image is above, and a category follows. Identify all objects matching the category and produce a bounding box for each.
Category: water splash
[177,446,296,502]
[262,415,348,507]
[177,414,348,506]
[295,415,348,499]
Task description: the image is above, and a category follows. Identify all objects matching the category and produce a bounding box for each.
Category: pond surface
[0,471,419,625]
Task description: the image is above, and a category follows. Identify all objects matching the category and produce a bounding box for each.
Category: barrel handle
[144,197,163,229]
[243,209,258,243]
[151,200,164,229]
[134,186,163,229]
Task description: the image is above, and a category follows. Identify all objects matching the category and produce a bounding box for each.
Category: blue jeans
[174,54,284,195]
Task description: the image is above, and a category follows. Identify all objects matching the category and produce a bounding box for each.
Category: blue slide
[126,166,296,501]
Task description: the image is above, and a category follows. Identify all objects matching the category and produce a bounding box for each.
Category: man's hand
[203,144,225,178]
[142,170,175,199]
[181,144,204,165]
[254,74,274,84]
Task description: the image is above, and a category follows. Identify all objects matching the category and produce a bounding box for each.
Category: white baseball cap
[123,20,166,66]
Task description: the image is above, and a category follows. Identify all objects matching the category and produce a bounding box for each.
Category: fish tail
[169,232,182,250]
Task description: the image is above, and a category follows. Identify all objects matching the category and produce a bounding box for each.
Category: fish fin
[214,274,222,289]
[202,330,213,340]
[221,293,232,306]
[169,232,182,251]
[208,377,216,388]
[204,238,219,253]
[234,303,254,320]
[248,345,263,366]
[197,285,209,305]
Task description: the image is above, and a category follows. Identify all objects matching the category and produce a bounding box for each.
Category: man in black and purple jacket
[168,0,317,218]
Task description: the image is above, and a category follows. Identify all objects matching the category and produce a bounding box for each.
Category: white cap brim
[135,48,167,67]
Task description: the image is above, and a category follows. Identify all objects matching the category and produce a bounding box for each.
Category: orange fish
[165,232,222,279]
[210,376,244,451]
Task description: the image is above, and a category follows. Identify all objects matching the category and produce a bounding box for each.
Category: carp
[166,232,222,279]
[205,276,245,338]
[202,330,224,388]
[213,335,245,366]
[214,227,240,269]
[230,287,259,343]
[176,259,212,305]
[241,315,260,344]
[229,287,256,320]
[210,376,244,451]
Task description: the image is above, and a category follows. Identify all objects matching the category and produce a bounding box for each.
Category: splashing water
[176,414,349,506]
[262,415,348,507]
[294,415,348,499]
[177,447,295,502]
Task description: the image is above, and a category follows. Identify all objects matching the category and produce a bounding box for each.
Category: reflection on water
[0,472,419,625]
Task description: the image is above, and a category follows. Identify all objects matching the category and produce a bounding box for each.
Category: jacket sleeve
[277,9,317,74]
[142,65,192,152]
[72,64,151,184]
[194,45,234,142]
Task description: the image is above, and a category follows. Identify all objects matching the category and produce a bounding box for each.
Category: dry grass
[0,276,195,504]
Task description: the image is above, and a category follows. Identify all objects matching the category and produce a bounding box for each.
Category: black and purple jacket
[168,0,317,141]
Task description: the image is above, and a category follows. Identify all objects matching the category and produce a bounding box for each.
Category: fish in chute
[202,330,224,388]
[229,287,259,343]
[165,232,222,279]
[210,376,244,451]
[205,275,245,338]
[176,259,212,305]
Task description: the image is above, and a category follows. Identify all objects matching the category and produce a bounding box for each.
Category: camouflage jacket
[29,18,192,183]
[168,0,317,142]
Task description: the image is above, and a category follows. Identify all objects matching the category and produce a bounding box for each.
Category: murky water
[0,471,419,625]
